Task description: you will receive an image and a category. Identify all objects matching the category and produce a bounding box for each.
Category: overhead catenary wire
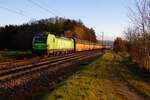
[35,0,64,17]
[0,5,31,19]
[27,0,57,16]
[0,0,40,20]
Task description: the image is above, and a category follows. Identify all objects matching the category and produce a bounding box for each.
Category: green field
[0,50,34,62]
[33,51,150,100]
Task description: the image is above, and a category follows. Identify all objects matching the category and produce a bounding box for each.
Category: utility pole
[102,32,104,52]
[97,32,104,52]
[102,32,104,46]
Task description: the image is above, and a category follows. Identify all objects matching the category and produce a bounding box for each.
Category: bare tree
[124,0,150,70]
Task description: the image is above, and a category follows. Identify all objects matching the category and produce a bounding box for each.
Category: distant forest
[0,17,97,50]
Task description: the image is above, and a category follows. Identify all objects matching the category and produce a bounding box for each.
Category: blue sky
[0,0,134,40]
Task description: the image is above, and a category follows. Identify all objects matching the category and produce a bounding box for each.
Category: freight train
[32,33,102,55]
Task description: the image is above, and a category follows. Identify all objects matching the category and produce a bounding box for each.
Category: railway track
[0,50,100,83]
[0,50,101,100]
[0,53,82,80]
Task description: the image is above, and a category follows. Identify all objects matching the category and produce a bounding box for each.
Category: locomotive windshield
[33,34,48,43]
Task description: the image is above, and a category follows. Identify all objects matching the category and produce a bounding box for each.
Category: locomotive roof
[35,33,73,40]
[35,34,48,36]
[55,36,73,40]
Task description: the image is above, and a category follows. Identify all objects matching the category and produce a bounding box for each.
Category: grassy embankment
[35,51,150,100]
[33,51,150,100]
[37,52,126,100]
[0,50,34,62]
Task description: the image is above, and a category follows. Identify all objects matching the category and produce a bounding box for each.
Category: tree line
[0,17,97,50]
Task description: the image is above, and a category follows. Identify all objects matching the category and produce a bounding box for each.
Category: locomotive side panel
[52,36,74,54]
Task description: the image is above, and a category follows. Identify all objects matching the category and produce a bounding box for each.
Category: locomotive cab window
[33,34,48,43]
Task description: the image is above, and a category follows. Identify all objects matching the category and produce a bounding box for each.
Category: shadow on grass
[123,59,150,84]
[113,57,150,99]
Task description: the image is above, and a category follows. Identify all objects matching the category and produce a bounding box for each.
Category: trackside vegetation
[34,51,150,100]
